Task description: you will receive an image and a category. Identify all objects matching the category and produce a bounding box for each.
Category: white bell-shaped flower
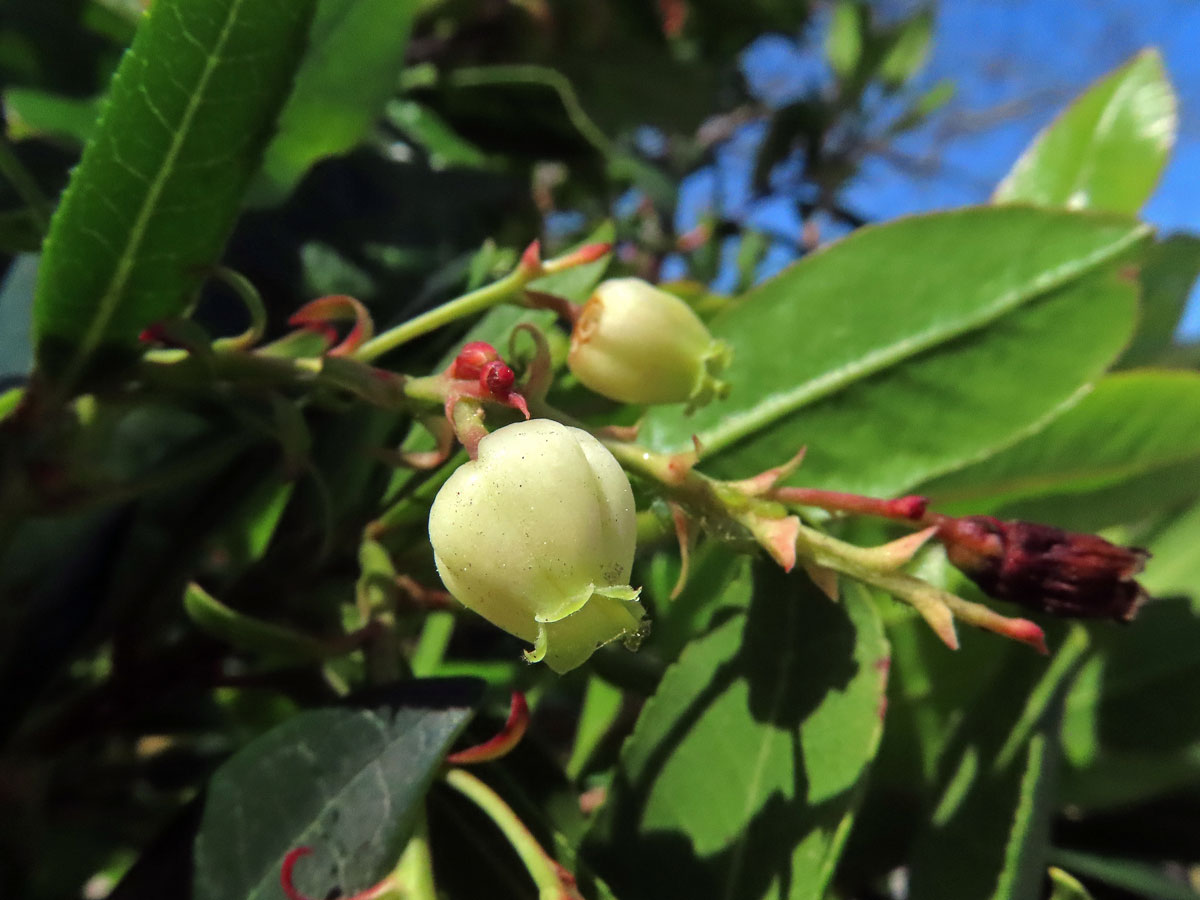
[429,419,644,673]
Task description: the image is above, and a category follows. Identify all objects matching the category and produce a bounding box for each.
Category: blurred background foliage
[0,1,1199,899]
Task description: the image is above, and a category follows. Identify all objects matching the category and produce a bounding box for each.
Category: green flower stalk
[428,419,644,673]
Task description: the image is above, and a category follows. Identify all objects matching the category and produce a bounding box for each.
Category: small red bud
[481,360,516,397]
[453,341,499,380]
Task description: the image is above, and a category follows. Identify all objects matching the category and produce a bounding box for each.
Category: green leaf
[1060,598,1200,809]
[1048,867,1096,900]
[586,569,888,900]
[1140,500,1200,599]
[1120,234,1200,368]
[566,676,624,780]
[2,87,100,144]
[33,0,318,388]
[0,208,43,253]
[0,253,37,382]
[919,371,1200,514]
[879,11,933,88]
[640,207,1145,495]
[888,78,955,135]
[384,99,492,170]
[193,680,481,900]
[183,581,326,665]
[994,49,1177,214]
[1048,849,1200,900]
[826,1,864,78]
[250,0,417,205]
[908,629,1088,900]
[0,386,21,423]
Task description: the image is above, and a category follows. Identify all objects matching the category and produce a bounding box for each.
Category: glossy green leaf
[193,680,481,900]
[33,0,318,388]
[994,49,1176,213]
[1048,849,1200,900]
[1120,234,1200,367]
[826,1,864,78]
[1048,867,1096,900]
[587,569,888,900]
[920,371,1200,513]
[251,0,417,205]
[641,208,1144,495]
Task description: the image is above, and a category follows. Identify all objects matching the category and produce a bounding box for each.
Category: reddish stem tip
[886,495,929,520]
[520,240,543,271]
[280,847,316,900]
[446,692,530,764]
[574,242,613,264]
[138,323,168,344]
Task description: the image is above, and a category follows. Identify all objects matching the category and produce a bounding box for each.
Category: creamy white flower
[429,419,644,673]
[568,278,730,409]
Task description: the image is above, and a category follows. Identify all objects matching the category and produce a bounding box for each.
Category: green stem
[354,238,608,363]
[355,266,532,363]
[442,767,575,900]
[0,136,50,233]
[410,610,456,677]
[448,65,616,158]
[391,808,438,900]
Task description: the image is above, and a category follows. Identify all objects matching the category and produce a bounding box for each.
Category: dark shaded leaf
[193,680,481,900]
[908,628,1088,900]
[1048,849,1200,900]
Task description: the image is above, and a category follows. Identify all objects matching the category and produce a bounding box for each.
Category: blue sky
[671,0,1200,335]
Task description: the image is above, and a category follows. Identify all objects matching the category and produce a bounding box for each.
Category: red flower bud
[936,515,1149,623]
[481,359,516,397]
[453,341,500,380]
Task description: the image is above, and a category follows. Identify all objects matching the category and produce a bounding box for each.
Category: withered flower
[935,515,1149,622]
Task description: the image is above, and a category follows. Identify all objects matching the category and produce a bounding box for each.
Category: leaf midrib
[721,597,798,900]
[694,223,1149,457]
[66,0,249,388]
